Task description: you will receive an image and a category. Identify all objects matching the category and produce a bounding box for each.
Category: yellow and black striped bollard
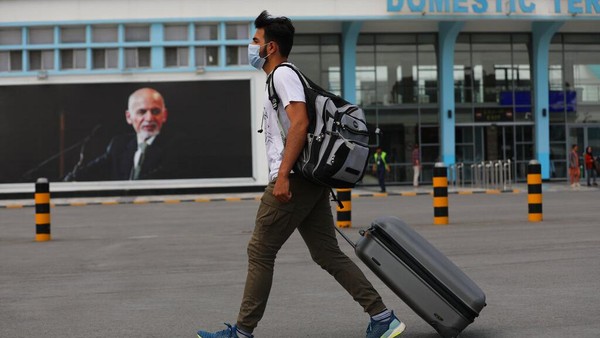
[433,164,449,225]
[336,188,352,228]
[527,160,543,222]
[35,178,51,241]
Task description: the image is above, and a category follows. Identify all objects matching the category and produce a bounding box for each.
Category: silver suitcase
[337,216,486,337]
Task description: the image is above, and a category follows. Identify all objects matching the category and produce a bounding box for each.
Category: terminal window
[0,51,22,72]
[164,24,195,67]
[0,28,22,45]
[125,25,150,42]
[226,46,248,66]
[195,24,218,41]
[225,23,249,66]
[1,21,258,74]
[226,23,248,40]
[165,24,189,41]
[92,25,118,43]
[92,48,118,69]
[60,26,85,43]
[165,47,189,67]
[29,27,54,44]
[29,50,54,70]
[60,49,86,69]
[195,46,219,67]
[125,48,150,68]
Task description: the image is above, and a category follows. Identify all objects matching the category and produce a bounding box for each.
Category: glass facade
[454,33,534,182]
[293,33,442,183]
[355,34,439,184]
[294,31,600,184]
[292,34,342,95]
[549,34,600,180]
[455,34,533,122]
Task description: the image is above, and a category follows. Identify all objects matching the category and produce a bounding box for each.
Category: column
[532,21,563,180]
[438,21,464,167]
[341,21,362,103]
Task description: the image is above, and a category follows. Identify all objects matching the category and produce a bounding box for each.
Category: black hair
[254,10,295,57]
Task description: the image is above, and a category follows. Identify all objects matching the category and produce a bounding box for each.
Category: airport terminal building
[1,0,599,194]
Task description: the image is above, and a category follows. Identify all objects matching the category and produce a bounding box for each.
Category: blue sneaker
[365,312,406,338]
[197,323,253,338]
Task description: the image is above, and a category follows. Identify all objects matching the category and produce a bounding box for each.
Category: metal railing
[466,160,513,190]
[449,163,465,188]
[363,161,514,188]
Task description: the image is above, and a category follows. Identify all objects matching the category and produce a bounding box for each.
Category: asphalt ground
[1,184,599,338]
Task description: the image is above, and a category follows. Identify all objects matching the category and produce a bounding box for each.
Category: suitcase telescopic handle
[334,226,357,249]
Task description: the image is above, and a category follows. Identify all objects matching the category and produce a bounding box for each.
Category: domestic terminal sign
[387,0,600,16]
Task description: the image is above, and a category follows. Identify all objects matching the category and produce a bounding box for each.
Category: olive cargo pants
[237,175,386,332]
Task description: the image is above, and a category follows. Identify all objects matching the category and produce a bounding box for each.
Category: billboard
[0,80,253,184]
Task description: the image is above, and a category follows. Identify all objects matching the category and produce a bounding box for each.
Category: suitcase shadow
[404,328,495,338]
[456,328,497,337]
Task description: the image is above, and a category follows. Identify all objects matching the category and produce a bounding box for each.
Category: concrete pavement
[1,183,599,337]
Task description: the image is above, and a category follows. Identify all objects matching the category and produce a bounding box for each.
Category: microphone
[63,124,102,181]
[22,124,103,181]
[88,124,102,138]
[77,124,102,164]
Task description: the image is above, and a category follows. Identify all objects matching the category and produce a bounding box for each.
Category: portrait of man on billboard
[0,80,251,184]
[64,87,192,181]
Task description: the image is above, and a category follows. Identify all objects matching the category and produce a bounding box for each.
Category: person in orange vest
[373,147,391,192]
[569,144,580,188]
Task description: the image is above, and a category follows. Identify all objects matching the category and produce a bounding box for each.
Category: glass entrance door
[475,125,517,180]
[476,125,514,162]
[456,124,533,182]
[475,125,533,182]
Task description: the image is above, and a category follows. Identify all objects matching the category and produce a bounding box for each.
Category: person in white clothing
[412,143,420,187]
[196,10,406,338]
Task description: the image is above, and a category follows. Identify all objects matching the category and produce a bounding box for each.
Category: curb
[353,188,521,198]
[0,188,522,209]
[0,196,262,209]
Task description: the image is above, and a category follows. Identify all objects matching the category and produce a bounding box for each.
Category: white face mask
[248,43,270,70]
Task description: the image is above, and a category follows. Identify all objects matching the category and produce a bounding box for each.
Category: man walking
[196,10,405,338]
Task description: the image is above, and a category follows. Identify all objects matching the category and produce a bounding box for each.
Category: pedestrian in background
[373,147,391,193]
[569,144,580,188]
[584,146,597,187]
[411,143,420,187]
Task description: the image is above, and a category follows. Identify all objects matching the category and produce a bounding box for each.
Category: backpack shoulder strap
[266,63,310,140]
[267,62,314,110]
[266,66,280,111]
[268,62,352,108]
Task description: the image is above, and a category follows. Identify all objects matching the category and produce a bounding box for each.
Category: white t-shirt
[262,64,305,182]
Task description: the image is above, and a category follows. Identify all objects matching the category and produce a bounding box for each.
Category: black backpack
[267,63,370,189]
